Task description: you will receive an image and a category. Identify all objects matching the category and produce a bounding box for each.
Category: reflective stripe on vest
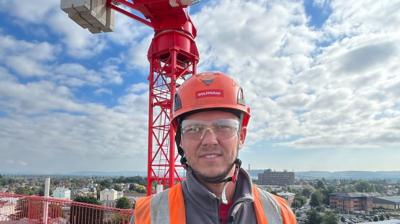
[253,186,283,224]
[134,183,283,224]
[134,183,185,224]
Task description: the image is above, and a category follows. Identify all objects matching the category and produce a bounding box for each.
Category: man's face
[180,110,246,179]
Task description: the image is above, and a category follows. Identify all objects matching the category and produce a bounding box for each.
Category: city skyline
[1,0,400,174]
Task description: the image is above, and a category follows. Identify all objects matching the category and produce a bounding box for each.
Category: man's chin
[192,167,232,182]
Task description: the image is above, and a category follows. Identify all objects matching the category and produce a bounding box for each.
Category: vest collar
[182,168,254,212]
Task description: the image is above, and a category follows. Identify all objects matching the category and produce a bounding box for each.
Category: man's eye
[186,126,203,133]
[216,125,233,131]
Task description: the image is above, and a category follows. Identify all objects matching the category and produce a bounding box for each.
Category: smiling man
[133,72,296,224]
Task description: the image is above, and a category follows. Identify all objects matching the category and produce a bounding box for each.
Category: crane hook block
[169,0,200,7]
[61,0,115,33]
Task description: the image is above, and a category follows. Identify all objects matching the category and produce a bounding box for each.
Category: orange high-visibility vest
[134,183,296,224]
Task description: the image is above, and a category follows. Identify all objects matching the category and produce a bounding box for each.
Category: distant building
[330,192,374,212]
[277,192,295,206]
[75,187,97,198]
[52,187,71,200]
[258,169,295,186]
[373,196,400,210]
[100,189,123,201]
[359,219,400,224]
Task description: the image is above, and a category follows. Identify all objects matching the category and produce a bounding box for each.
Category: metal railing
[0,193,133,224]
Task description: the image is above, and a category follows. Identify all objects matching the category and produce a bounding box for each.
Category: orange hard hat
[172,72,251,130]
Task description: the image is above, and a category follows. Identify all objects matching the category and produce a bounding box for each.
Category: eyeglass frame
[180,119,240,141]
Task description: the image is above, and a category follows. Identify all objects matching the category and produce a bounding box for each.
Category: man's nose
[200,127,218,144]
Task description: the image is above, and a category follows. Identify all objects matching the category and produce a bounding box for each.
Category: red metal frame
[0,192,133,223]
[106,0,199,194]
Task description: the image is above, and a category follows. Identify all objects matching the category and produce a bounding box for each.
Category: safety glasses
[181,119,240,140]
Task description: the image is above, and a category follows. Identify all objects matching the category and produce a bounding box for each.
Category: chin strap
[220,159,242,204]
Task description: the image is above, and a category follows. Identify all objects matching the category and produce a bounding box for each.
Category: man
[134,72,297,224]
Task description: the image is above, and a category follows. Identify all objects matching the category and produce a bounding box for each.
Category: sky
[0,0,400,174]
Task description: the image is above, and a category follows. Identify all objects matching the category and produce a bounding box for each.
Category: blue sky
[1,0,400,174]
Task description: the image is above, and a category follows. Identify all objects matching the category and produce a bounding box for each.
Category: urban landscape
[1,170,400,223]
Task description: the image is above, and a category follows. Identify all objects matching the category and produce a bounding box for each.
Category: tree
[135,184,146,194]
[321,186,335,205]
[0,175,4,186]
[74,196,101,205]
[293,195,307,209]
[379,214,385,221]
[310,190,323,208]
[116,197,132,209]
[322,212,338,224]
[302,188,312,198]
[306,209,322,224]
[316,180,326,190]
[99,180,112,190]
[114,185,123,192]
[354,181,373,192]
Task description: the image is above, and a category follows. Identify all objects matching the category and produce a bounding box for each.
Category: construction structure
[61,0,200,194]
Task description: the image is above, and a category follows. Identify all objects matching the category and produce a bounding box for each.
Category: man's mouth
[199,153,222,159]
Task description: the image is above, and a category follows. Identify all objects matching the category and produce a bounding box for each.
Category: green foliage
[15,186,41,195]
[302,188,312,198]
[306,209,322,224]
[322,211,338,224]
[316,180,326,190]
[310,190,323,207]
[113,185,122,191]
[135,184,146,194]
[354,180,374,192]
[379,214,385,221]
[374,216,379,221]
[113,176,146,185]
[293,194,307,209]
[99,179,112,190]
[74,196,101,205]
[321,186,335,205]
[0,177,5,186]
[116,197,132,209]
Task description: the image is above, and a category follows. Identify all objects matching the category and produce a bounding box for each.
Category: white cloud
[0,35,59,77]
[0,74,149,172]
[1,0,400,172]
[0,0,58,23]
[189,0,400,150]
[48,11,107,58]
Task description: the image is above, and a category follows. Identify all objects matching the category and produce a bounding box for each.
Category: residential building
[258,169,295,186]
[373,196,400,210]
[100,189,122,201]
[330,192,374,212]
[52,187,71,200]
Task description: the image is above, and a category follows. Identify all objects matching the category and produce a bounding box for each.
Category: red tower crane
[108,0,199,194]
[62,0,199,194]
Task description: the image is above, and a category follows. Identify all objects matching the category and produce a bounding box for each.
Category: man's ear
[238,127,247,149]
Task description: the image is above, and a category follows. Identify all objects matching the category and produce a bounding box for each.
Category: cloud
[48,11,107,58]
[0,73,149,172]
[1,0,400,173]
[0,0,58,23]
[0,35,59,77]
[190,0,400,149]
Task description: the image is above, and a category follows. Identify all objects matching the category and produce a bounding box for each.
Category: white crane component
[61,0,114,33]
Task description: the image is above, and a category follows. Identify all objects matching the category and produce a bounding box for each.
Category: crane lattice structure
[61,0,199,194]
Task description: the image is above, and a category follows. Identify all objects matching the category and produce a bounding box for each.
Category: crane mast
[107,0,199,194]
